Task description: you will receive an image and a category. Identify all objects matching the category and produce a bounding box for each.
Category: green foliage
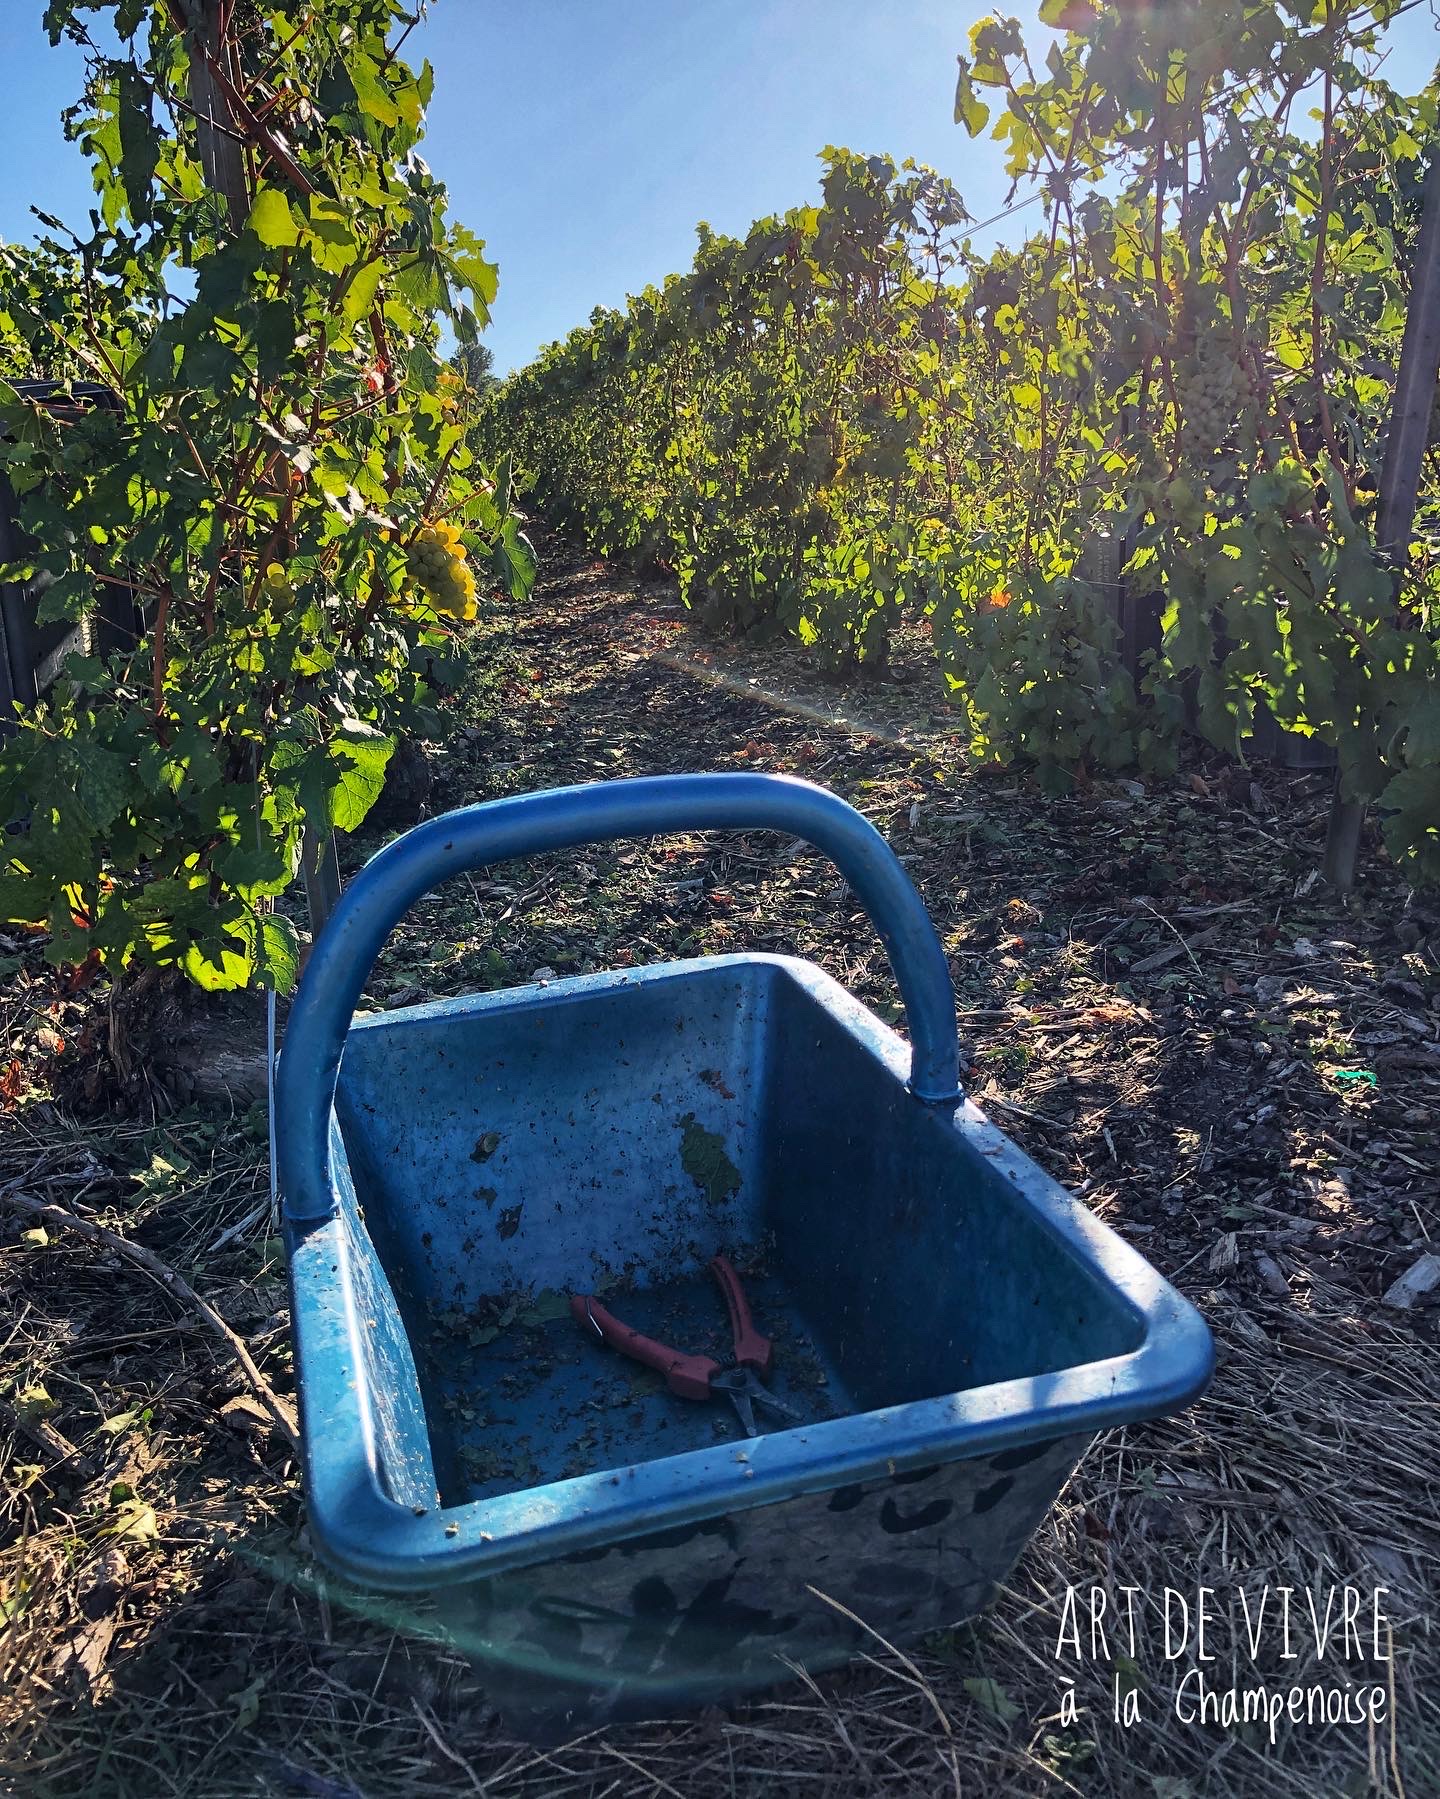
[478,149,973,672]
[951,0,1439,878]
[482,4,1439,883]
[0,1,534,991]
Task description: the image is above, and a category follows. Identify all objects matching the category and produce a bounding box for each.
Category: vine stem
[150,591,170,717]
[414,438,461,539]
[1151,87,1183,474]
[243,5,315,99]
[997,71,1094,556]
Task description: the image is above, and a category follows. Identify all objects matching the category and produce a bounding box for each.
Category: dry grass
[2,535,1437,1797]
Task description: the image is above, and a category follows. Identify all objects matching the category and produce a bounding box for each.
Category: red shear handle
[710,1255,772,1376]
[569,1294,719,1401]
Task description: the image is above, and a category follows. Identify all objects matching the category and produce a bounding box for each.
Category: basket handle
[277,772,961,1223]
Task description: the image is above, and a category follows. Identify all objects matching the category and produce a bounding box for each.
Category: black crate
[0,381,143,728]
[1244,697,1337,770]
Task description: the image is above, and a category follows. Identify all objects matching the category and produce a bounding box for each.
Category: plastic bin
[277,773,1212,1729]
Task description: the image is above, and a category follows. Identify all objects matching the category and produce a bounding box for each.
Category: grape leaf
[248,187,301,249]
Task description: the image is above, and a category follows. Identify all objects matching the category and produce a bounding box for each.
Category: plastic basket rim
[287,952,1215,1592]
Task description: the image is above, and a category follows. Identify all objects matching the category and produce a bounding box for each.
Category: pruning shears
[570,1254,801,1437]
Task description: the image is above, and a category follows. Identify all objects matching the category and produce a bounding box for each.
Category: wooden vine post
[1323,154,1440,893]
[174,0,343,936]
[175,0,248,223]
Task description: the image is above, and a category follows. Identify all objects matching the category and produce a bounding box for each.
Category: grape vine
[482,1,1439,882]
[0,0,533,993]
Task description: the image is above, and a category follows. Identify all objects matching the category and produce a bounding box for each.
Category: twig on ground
[599,1742,689,1799]
[0,1394,91,1474]
[0,1187,299,1452]
[207,1198,270,1254]
[1135,900,1209,977]
[412,1700,486,1795]
[980,1094,1073,1133]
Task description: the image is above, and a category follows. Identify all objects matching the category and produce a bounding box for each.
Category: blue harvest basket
[277,773,1212,1728]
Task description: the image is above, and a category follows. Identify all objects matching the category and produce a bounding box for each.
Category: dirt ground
[2,529,1437,1797]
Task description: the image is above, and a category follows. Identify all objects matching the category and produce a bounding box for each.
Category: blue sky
[2,2,1437,375]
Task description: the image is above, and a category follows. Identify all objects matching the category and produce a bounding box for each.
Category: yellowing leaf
[954,61,991,136]
[104,1498,158,1542]
[184,937,253,992]
[349,53,401,127]
[248,187,300,248]
[342,257,386,326]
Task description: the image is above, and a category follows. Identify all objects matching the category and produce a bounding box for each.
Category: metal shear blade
[710,1366,802,1438]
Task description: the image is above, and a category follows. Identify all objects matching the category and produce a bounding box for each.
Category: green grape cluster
[261,562,294,608]
[1175,347,1247,460]
[406,522,477,619]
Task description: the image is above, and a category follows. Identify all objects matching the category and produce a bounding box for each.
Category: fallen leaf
[1253,1253,1290,1298]
[518,1289,571,1326]
[233,1673,266,1730]
[964,1675,1021,1723]
[220,1395,274,1437]
[15,1385,56,1423]
[103,1497,158,1542]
